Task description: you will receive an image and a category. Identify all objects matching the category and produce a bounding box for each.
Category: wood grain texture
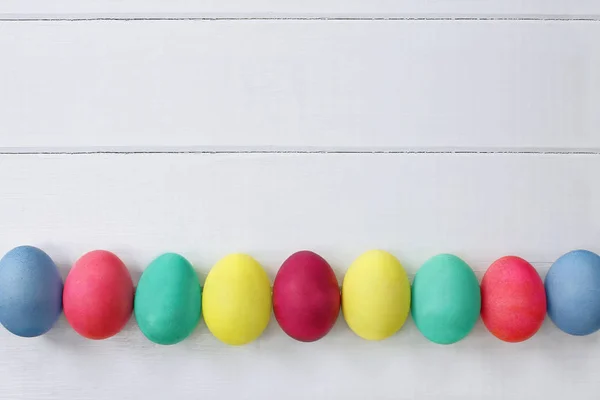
[1,0,599,19]
[1,153,598,275]
[1,10,599,399]
[0,153,599,399]
[1,20,599,152]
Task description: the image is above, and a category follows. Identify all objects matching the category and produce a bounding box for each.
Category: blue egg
[545,250,600,336]
[0,246,63,337]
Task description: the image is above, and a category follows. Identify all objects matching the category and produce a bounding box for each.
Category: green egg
[134,253,201,345]
[411,254,480,344]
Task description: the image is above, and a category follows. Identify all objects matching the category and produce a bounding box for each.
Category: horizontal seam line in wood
[2,150,600,155]
[1,17,600,22]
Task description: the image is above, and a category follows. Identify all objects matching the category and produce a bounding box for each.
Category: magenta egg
[273,251,340,342]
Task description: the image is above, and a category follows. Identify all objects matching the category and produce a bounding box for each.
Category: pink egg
[481,256,546,342]
[63,250,134,340]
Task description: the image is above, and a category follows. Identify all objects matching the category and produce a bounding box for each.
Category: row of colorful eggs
[0,245,598,345]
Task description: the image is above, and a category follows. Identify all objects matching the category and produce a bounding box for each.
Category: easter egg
[342,250,411,341]
[412,254,480,344]
[134,253,201,345]
[481,256,546,342]
[0,245,63,337]
[545,250,600,336]
[273,251,340,342]
[63,250,134,340]
[203,254,271,345]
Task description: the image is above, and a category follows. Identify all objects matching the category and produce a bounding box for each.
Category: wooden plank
[1,0,599,19]
[0,20,599,152]
[0,152,599,400]
[0,152,597,276]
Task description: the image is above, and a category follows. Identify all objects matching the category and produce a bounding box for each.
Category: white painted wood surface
[2,153,598,275]
[0,153,599,400]
[1,0,599,19]
[1,20,600,152]
[1,2,600,398]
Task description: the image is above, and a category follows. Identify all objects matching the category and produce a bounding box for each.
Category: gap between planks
[1,149,600,156]
[1,16,600,22]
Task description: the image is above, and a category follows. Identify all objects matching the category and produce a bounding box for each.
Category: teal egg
[134,253,201,345]
[411,254,481,344]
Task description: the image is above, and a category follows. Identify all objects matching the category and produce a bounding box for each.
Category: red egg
[63,250,134,339]
[273,251,340,342]
[481,256,546,343]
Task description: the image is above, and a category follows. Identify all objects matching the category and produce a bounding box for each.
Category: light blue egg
[545,250,600,336]
[0,246,63,337]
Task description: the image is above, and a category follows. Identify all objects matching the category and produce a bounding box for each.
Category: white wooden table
[1,2,599,399]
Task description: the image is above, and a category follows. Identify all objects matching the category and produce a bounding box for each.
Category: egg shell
[481,256,546,343]
[0,245,63,337]
[63,250,134,340]
[134,253,201,345]
[545,249,600,336]
[273,251,340,342]
[203,254,272,345]
[412,254,480,345]
[342,250,411,341]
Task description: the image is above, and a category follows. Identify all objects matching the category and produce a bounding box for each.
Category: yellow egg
[342,250,411,340]
[203,254,272,345]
